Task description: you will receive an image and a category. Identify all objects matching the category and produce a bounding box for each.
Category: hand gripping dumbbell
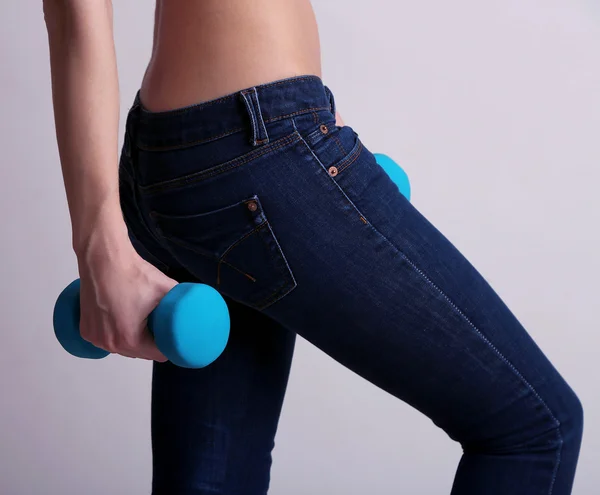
[53,279,230,368]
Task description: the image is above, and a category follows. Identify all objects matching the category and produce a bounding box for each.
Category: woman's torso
[140,0,322,112]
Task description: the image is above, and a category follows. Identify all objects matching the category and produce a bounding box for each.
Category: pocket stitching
[332,134,347,156]
[216,219,268,286]
[253,221,298,310]
[335,138,363,175]
[153,209,296,310]
[220,220,297,310]
[296,131,368,224]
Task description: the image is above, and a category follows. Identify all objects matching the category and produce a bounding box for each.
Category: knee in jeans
[518,384,584,455]
[461,384,583,456]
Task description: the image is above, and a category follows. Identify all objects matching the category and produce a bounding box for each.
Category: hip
[119,75,377,309]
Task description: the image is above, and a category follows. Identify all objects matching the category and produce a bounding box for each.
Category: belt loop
[324,85,336,117]
[240,87,269,147]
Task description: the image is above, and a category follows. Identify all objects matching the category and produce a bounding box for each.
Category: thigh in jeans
[138,107,582,494]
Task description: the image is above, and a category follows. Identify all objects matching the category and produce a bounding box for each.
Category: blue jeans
[118,75,583,494]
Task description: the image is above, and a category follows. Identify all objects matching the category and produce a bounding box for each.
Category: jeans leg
[254,136,584,494]
[151,296,296,495]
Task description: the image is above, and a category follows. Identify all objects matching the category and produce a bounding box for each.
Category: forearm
[44,0,128,258]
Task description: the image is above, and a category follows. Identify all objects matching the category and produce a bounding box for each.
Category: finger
[110,339,138,359]
[117,350,138,359]
[136,328,168,363]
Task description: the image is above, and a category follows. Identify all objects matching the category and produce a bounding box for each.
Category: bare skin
[141,0,322,111]
[43,0,339,361]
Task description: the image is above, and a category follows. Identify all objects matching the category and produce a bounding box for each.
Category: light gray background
[1,0,598,493]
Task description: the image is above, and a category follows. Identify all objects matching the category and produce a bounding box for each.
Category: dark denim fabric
[118,75,583,495]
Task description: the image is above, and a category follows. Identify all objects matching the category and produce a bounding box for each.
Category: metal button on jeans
[328,166,338,177]
[247,200,258,212]
[320,124,328,134]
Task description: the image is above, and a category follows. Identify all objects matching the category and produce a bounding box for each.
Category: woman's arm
[44,0,122,254]
[44,0,174,361]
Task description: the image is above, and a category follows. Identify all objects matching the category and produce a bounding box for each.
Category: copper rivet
[247,201,258,212]
[320,124,329,134]
[328,166,338,177]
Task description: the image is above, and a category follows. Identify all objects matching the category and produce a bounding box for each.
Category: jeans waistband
[129,75,336,151]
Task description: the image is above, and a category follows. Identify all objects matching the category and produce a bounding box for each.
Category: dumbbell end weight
[150,283,230,368]
[53,279,110,360]
[373,153,411,201]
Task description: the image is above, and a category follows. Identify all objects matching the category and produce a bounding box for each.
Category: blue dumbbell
[374,153,411,201]
[53,279,230,368]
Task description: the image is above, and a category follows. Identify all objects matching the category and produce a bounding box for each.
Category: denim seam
[216,220,268,287]
[332,134,347,157]
[266,106,330,124]
[157,219,295,311]
[152,197,257,222]
[154,218,256,272]
[221,259,257,281]
[137,106,329,152]
[255,276,296,310]
[221,220,268,265]
[367,225,563,495]
[307,127,327,144]
[140,133,301,195]
[229,220,297,310]
[164,234,253,281]
[306,127,347,158]
[138,127,245,151]
[157,230,266,299]
[336,140,364,174]
[294,127,367,226]
[216,220,295,310]
[296,128,563,494]
[373,223,564,494]
[254,221,298,310]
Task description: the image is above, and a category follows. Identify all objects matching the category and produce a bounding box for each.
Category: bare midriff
[139,0,322,112]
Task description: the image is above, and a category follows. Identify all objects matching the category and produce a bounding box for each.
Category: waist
[131,75,335,152]
[139,0,321,112]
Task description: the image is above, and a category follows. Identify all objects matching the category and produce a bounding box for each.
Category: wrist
[73,200,132,264]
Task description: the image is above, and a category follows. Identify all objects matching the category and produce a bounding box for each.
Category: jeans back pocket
[151,195,297,310]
